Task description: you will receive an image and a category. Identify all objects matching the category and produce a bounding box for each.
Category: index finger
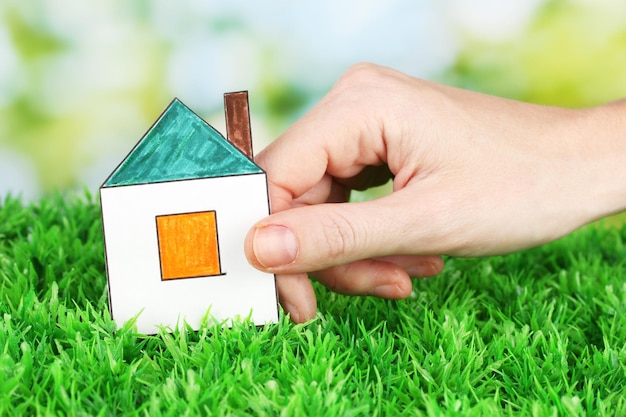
[255,64,401,212]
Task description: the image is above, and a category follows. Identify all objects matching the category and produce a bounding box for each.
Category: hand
[244,63,626,323]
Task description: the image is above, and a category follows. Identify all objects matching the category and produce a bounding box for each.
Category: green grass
[0,193,625,416]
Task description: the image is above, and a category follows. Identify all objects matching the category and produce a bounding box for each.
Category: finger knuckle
[336,62,388,91]
[320,211,358,261]
[325,272,341,293]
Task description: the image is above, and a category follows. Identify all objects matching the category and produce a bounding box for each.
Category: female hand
[245,63,626,322]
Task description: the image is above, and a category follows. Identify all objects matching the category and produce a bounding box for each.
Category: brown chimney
[224,91,253,159]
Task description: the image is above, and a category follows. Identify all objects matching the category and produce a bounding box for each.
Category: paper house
[100,92,278,333]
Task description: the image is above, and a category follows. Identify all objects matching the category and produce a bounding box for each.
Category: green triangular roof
[103,99,262,187]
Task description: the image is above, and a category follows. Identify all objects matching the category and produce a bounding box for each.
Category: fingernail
[281,300,299,322]
[406,262,438,277]
[371,283,402,298]
[252,225,298,268]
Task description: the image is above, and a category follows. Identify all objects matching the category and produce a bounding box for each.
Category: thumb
[244,193,428,274]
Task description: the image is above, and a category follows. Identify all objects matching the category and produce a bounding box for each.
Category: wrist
[577,100,626,224]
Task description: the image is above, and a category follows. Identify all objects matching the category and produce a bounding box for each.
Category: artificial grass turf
[0,194,625,416]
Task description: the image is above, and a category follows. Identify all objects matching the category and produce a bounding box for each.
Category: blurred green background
[1,0,626,200]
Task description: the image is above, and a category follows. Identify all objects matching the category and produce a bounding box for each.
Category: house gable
[103,99,262,187]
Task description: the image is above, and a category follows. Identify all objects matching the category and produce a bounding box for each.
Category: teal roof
[103,99,262,187]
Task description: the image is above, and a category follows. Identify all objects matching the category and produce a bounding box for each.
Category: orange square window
[156,211,222,280]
